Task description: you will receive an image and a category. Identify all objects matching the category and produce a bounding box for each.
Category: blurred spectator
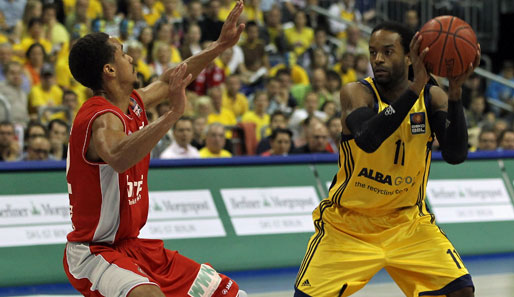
[292,121,330,154]
[125,40,152,83]
[0,61,29,126]
[64,0,91,36]
[218,0,236,22]
[198,0,224,43]
[334,52,357,86]
[151,101,173,158]
[222,74,249,118]
[23,133,51,160]
[485,60,514,116]
[206,86,236,138]
[328,0,362,38]
[61,89,79,123]
[91,0,121,38]
[298,28,338,72]
[11,0,39,44]
[42,3,69,50]
[321,100,338,120]
[160,117,200,159]
[354,53,372,80]
[289,92,326,141]
[121,0,148,42]
[156,0,185,42]
[24,42,46,87]
[185,0,204,27]
[142,0,163,27]
[29,63,63,120]
[256,110,291,153]
[179,23,202,60]
[291,68,332,107]
[498,129,514,151]
[266,76,296,115]
[0,42,13,82]
[47,118,67,160]
[304,0,329,32]
[284,11,314,58]
[462,73,486,109]
[270,61,309,86]
[240,21,269,85]
[137,26,154,62]
[326,69,342,104]
[151,41,175,76]
[261,127,292,156]
[326,115,342,153]
[493,118,509,139]
[476,127,498,151]
[338,25,368,57]
[261,4,288,64]
[241,91,270,141]
[0,0,27,34]
[404,8,420,32]
[465,95,488,129]
[199,123,232,158]
[13,17,52,59]
[191,58,225,95]
[0,121,20,161]
[244,0,264,25]
[191,116,207,150]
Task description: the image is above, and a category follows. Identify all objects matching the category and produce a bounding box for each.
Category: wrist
[448,87,462,101]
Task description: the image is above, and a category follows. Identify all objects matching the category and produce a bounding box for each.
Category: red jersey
[66,90,150,244]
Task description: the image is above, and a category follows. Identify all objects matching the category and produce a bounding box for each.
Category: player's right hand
[409,32,430,93]
[167,63,192,116]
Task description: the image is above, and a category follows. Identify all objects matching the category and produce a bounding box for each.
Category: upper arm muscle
[87,113,126,163]
[429,86,448,113]
[340,82,374,134]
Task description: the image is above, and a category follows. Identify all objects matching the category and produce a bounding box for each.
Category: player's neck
[95,84,133,114]
[376,80,410,103]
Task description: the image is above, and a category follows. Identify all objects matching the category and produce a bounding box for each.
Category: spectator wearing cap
[0,61,30,127]
[28,63,63,121]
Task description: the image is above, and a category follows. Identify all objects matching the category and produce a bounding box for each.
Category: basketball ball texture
[419,15,478,77]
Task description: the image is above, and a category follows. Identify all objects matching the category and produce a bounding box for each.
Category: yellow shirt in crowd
[199,147,232,158]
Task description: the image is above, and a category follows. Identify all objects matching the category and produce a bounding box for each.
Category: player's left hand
[217,0,245,49]
[447,43,481,100]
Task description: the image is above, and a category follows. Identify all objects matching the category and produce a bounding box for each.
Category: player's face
[109,38,137,88]
[369,30,408,86]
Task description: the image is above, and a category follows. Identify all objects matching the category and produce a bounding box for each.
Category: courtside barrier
[1,151,513,286]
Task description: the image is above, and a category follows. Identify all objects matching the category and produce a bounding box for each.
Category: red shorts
[63,238,239,297]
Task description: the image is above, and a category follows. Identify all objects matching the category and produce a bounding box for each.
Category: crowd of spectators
[0,0,513,163]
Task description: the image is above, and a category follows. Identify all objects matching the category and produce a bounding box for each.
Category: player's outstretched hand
[409,32,430,93]
[217,0,245,49]
[168,63,192,116]
[447,43,481,100]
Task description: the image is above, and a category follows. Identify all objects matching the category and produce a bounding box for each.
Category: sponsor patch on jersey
[410,112,426,134]
[129,96,142,117]
[188,264,222,297]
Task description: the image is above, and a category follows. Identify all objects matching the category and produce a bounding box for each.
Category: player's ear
[103,64,115,77]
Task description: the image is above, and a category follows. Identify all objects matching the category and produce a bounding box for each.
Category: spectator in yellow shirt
[199,123,232,158]
[125,40,152,83]
[222,74,248,118]
[13,18,53,61]
[207,86,236,138]
[241,91,270,141]
[42,4,70,50]
[284,11,314,58]
[28,63,63,121]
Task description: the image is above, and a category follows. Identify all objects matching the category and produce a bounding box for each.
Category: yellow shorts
[294,201,474,297]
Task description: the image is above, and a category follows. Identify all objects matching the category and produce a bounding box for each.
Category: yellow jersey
[326,77,434,216]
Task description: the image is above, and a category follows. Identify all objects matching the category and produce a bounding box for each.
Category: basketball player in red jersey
[63,2,246,297]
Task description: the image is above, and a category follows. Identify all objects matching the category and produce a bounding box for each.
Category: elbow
[442,150,468,165]
[355,136,380,153]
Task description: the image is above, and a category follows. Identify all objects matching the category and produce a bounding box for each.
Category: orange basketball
[418,15,478,77]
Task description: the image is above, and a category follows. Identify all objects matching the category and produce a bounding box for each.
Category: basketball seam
[438,16,455,77]
[420,29,477,49]
[453,29,464,76]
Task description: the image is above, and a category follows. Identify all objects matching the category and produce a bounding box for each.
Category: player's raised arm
[88,64,192,172]
[428,44,481,164]
[138,0,246,109]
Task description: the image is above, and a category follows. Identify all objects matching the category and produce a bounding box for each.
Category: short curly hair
[68,32,116,90]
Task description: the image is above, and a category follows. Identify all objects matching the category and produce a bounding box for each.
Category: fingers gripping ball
[419,15,478,77]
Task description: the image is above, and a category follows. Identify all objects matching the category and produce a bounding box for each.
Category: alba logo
[358,168,414,186]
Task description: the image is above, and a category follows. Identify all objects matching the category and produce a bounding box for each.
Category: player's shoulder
[427,84,448,110]
[340,81,374,106]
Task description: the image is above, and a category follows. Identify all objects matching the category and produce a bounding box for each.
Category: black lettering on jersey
[410,112,426,134]
[357,168,392,185]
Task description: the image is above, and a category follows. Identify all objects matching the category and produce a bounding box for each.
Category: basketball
[418,15,478,77]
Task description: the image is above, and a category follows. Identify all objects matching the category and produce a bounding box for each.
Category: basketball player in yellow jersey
[295,22,481,297]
